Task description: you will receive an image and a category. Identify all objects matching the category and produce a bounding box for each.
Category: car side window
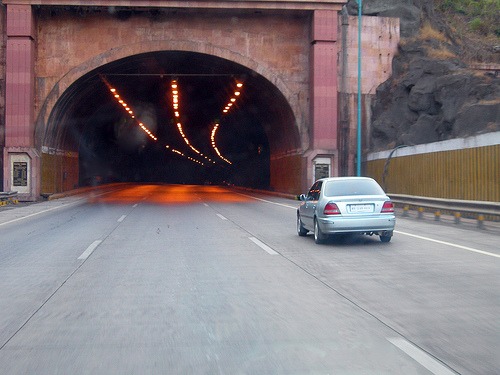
[307,181,322,200]
[307,183,317,200]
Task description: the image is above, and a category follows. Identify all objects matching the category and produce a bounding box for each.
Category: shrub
[435,0,500,38]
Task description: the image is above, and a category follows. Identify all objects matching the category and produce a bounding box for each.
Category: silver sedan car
[297,177,396,244]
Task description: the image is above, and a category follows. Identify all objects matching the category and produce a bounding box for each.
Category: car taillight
[381,201,394,213]
[324,202,341,215]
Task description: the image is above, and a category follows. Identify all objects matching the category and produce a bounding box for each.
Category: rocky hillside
[346,0,500,151]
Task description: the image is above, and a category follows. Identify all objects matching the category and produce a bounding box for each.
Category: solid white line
[203,203,209,207]
[78,240,102,260]
[235,192,297,209]
[0,200,85,227]
[133,204,138,208]
[395,230,500,258]
[216,213,228,221]
[0,188,128,228]
[249,237,278,255]
[388,337,457,375]
[117,215,126,222]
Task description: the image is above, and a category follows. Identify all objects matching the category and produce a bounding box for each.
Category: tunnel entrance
[42,51,300,193]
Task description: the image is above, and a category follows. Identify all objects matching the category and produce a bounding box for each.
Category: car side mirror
[297,194,307,201]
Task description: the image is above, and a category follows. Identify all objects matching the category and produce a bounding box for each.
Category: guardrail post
[454,212,461,224]
[417,207,424,219]
[477,215,485,229]
[434,210,441,221]
[0,191,20,205]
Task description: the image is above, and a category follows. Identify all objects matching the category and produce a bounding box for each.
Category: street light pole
[356,0,363,176]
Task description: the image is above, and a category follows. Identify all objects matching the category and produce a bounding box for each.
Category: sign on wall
[10,154,31,194]
[13,162,28,186]
[313,157,331,181]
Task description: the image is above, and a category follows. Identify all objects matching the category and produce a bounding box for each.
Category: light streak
[168,79,217,165]
[210,123,232,164]
[209,80,244,164]
[100,76,204,167]
[220,81,243,115]
[105,85,158,141]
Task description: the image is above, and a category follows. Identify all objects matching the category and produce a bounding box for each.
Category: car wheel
[380,235,392,243]
[314,218,327,244]
[297,213,308,236]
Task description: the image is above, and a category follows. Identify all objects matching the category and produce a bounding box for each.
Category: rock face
[371,46,499,149]
[347,0,500,151]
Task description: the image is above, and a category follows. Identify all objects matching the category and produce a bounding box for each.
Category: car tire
[314,218,327,244]
[380,235,392,243]
[297,213,308,236]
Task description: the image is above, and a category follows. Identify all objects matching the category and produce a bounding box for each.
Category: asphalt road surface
[0,184,498,374]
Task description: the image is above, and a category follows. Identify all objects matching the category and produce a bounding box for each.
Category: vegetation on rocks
[436,0,499,37]
[434,0,500,63]
[354,0,500,151]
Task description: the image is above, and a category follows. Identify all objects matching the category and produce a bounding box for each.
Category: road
[0,184,498,374]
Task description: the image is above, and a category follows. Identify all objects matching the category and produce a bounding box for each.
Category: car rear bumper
[317,215,395,235]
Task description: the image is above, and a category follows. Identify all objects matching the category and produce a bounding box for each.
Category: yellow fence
[41,151,79,195]
[365,144,499,202]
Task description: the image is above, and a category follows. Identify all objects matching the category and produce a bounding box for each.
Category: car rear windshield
[324,179,385,197]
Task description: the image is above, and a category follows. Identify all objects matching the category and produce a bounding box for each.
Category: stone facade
[35,9,312,136]
[33,8,317,195]
[0,2,407,198]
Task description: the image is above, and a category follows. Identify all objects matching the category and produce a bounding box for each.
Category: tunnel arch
[37,40,308,152]
[38,47,304,192]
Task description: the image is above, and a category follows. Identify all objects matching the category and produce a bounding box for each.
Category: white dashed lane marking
[249,237,278,255]
[388,337,458,375]
[78,240,102,260]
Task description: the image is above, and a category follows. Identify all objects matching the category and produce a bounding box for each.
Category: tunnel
[42,51,301,192]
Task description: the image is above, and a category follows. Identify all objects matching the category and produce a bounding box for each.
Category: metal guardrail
[237,187,500,224]
[389,193,500,227]
[0,191,19,206]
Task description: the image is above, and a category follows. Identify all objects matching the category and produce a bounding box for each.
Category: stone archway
[4,4,341,199]
[38,49,303,193]
[37,41,308,153]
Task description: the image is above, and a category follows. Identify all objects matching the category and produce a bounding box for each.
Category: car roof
[317,177,376,183]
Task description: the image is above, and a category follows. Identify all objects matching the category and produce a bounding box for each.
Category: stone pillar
[305,10,339,187]
[4,4,39,200]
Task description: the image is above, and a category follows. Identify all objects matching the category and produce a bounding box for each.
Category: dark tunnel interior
[45,51,299,188]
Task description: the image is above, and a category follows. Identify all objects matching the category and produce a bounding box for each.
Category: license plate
[348,204,374,213]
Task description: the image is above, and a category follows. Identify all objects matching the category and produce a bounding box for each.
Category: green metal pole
[356,0,363,176]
